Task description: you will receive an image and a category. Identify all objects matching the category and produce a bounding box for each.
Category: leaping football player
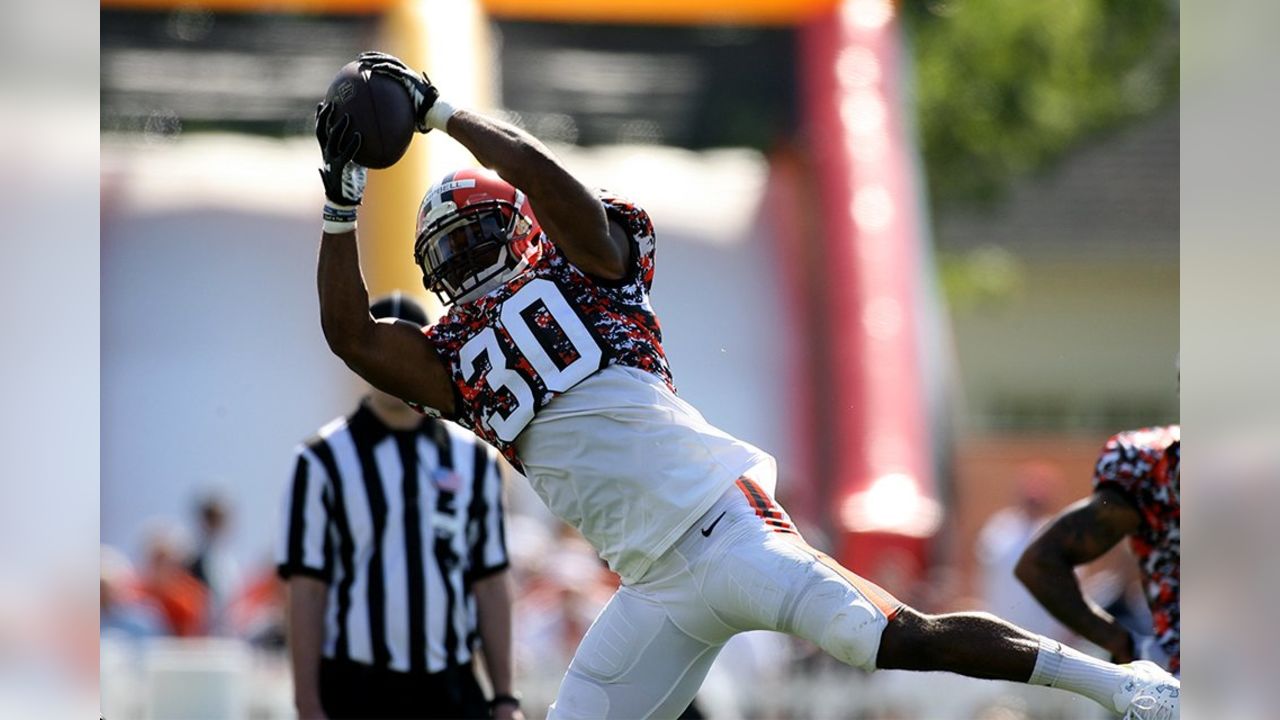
[313,52,1180,719]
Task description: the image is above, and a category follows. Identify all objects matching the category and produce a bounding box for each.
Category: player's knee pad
[818,604,888,671]
[798,576,890,671]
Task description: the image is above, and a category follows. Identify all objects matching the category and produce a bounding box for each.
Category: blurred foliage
[938,245,1026,313]
[902,0,1179,206]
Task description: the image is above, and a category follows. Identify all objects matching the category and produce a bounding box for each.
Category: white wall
[102,137,363,566]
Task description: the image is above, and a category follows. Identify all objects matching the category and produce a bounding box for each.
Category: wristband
[426,99,457,132]
[490,692,521,710]
[323,203,358,234]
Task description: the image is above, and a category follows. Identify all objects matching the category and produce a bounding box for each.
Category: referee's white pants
[548,478,902,720]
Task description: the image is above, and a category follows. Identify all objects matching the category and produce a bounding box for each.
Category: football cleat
[1114,660,1179,719]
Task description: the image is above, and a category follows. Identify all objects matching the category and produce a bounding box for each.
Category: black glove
[316,102,367,208]
[359,51,441,133]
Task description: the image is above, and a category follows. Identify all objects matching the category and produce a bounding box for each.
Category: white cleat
[1114,660,1180,719]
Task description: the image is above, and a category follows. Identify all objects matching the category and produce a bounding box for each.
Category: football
[323,60,416,169]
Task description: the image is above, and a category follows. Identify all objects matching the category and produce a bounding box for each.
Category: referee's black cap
[370,291,429,327]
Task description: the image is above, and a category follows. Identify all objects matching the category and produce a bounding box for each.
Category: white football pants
[548,477,903,719]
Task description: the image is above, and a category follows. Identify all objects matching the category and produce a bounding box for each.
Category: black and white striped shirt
[276,401,508,673]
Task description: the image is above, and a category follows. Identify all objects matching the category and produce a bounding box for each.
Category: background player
[1018,425,1181,675]
[312,52,1179,719]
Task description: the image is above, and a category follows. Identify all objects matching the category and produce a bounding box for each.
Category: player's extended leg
[876,606,1041,679]
[876,607,1179,717]
[547,584,726,720]
[695,478,1179,718]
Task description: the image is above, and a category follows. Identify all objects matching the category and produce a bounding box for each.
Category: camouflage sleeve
[1091,432,1148,511]
[598,191,657,293]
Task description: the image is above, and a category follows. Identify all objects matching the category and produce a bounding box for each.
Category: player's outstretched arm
[314,103,455,415]
[444,110,626,278]
[361,53,628,280]
[1015,487,1141,662]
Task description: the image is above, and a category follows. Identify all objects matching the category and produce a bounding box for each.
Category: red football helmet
[413,168,542,305]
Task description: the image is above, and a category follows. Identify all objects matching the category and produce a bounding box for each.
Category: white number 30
[457,279,604,441]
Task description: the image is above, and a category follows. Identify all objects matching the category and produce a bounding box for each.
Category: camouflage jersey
[1091,425,1180,674]
[420,193,672,469]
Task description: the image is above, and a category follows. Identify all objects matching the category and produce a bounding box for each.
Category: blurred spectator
[1017,426,1180,674]
[226,563,287,651]
[99,545,166,640]
[137,524,209,637]
[515,531,614,672]
[976,463,1065,639]
[187,490,242,635]
[1100,571,1156,645]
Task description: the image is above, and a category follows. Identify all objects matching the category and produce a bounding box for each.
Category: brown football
[323,60,415,169]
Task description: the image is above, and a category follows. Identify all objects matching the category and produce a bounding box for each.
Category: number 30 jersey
[419,193,773,583]
[421,193,673,467]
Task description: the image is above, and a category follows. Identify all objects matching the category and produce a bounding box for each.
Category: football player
[312,52,1179,719]
[1018,426,1180,675]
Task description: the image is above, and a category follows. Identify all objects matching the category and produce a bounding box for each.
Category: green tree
[903,0,1179,206]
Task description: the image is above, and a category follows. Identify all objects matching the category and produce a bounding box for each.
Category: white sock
[1027,636,1129,712]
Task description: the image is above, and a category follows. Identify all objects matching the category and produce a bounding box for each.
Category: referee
[278,293,523,720]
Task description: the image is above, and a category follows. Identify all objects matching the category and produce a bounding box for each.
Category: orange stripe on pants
[735,478,768,515]
[809,549,903,620]
[735,478,798,534]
